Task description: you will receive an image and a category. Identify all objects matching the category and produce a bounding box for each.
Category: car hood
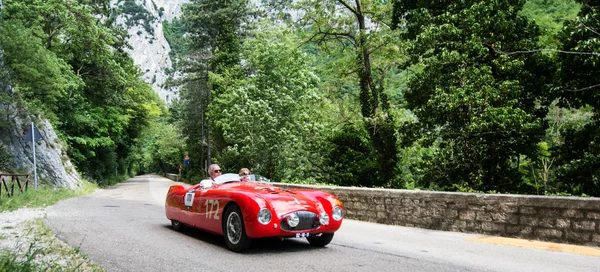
[244,183,323,216]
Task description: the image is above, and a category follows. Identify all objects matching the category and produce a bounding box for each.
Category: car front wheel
[307,233,334,247]
[223,204,251,252]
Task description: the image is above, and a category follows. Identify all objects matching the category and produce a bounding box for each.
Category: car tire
[171,220,183,231]
[223,204,251,252]
[307,233,334,247]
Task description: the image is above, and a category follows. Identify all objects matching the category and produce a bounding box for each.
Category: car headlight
[319,212,329,225]
[332,206,343,221]
[287,212,300,228]
[258,208,272,225]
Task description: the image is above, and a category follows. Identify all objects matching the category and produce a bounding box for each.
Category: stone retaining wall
[165,173,180,182]
[274,183,600,247]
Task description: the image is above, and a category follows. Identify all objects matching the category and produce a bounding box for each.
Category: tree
[209,22,327,181]
[297,0,400,186]
[141,122,185,175]
[520,0,581,48]
[1,0,164,184]
[554,0,600,196]
[178,0,249,176]
[0,19,82,117]
[394,0,553,193]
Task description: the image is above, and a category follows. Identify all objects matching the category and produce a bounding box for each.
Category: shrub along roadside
[0,180,105,271]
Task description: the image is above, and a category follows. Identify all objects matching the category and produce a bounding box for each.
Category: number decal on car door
[184,190,196,209]
[205,199,220,219]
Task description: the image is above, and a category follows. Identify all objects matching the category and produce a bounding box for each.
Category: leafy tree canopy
[396,0,554,193]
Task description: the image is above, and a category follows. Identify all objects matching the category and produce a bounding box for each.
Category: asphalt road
[44,175,600,272]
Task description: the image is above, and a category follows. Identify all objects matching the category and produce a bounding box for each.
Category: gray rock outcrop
[0,115,82,189]
[0,54,81,189]
[111,0,188,104]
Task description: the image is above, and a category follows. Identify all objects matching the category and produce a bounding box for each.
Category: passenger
[239,168,251,182]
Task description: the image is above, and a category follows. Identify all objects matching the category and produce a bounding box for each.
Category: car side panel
[193,190,229,234]
[165,185,187,222]
[199,188,267,235]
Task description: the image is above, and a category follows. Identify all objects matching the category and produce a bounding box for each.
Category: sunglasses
[214,169,222,173]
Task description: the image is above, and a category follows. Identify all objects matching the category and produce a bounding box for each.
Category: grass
[0,180,97,213]
[0,179,105,271]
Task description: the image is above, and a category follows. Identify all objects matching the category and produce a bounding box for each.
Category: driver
[208,164,222,180]
[200,164,222,189]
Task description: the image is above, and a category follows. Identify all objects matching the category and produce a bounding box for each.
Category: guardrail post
[9,176,14,197]
[0,174,32,198]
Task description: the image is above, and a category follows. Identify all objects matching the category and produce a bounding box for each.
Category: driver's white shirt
[199,179,214,189]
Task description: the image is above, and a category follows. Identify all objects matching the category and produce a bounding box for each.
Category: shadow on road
[161,224,328,254]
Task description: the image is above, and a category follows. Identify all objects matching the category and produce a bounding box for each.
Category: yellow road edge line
[468,236,600,257]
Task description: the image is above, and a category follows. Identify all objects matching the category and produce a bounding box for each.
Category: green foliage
[297,0,402,186]
[325,123,379,187]
[516,103,594,195]
[141,121,185,175]
[56,54,164,184]
[0,19,83,118]
[162,18,188,72]
[178,0,249,176]
[395,135,438,190]
[521,0,581,48]
[0,180,97,212]
[1,0,165,185]
[115,0,156,35]
[553,122,600,196]
[3,0,596,197]
[0,142,12,171]
[398,0,553,193]
[0,248,45,272]
[209,22,327,181]
[553,0,600,196]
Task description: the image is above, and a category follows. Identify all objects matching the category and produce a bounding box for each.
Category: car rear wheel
[307,233,334,247]
[171,220,183,231]
[223,204,251,252]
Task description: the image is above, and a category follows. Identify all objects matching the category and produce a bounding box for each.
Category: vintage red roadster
[165,173,344,252]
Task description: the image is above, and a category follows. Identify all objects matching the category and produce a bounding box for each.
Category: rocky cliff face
[0,117,82,189]
[111,0,188,103]
[0,72,82,189]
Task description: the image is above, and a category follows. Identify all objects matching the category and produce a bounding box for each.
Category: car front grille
[280,211,320,231]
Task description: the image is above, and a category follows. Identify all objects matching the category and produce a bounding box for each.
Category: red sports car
[165,173,344,252]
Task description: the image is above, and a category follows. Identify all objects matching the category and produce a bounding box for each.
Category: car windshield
[211,173,271,185]
[213,173,240,184]
[248,174,270,183]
